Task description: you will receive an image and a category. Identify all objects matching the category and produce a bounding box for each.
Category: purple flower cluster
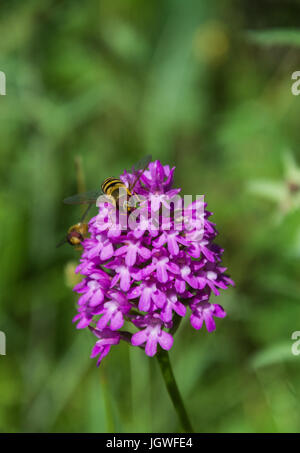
[72,160,234,365]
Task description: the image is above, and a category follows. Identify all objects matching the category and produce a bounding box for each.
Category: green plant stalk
[156,348,194,433]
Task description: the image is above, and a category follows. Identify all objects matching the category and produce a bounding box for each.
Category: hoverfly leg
[56,237,68,248]
[80,203,93,223]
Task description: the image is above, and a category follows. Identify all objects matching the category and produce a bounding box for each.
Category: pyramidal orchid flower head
[72,159,234,365]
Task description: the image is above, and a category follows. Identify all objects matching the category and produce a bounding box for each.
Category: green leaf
[283,150,300,184]
[249,342,294,369]
[247,180,286,203]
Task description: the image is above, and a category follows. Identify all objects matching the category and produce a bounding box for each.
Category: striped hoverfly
[57,155,152,249]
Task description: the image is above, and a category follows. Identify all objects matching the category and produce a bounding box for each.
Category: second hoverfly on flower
[57,155,152,249]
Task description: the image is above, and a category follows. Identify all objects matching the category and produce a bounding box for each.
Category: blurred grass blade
[246,29,300,47]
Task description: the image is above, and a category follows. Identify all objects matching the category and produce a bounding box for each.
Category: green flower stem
[169,313,183,336]
[156,348,194,433]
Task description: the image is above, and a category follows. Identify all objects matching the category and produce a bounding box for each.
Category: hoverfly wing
[63,189,102,205]
[132,154,152,173]
[129,154,152,192]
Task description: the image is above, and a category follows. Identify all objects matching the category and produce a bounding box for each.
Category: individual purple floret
[131,314,173,357]
[72,159,234,365]
[89,327,121,366]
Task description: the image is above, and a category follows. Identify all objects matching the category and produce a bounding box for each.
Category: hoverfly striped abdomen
[101,177,131,211]
[101,177,125,194]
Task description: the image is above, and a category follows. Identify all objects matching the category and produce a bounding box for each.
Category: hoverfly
[56,221,89,250]
[57,155,152,249]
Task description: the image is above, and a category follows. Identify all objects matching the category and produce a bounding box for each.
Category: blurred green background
[1,0,300,433]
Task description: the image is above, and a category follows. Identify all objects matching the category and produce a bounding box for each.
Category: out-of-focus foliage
[246,29,300,47]
[0,0,300,433]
